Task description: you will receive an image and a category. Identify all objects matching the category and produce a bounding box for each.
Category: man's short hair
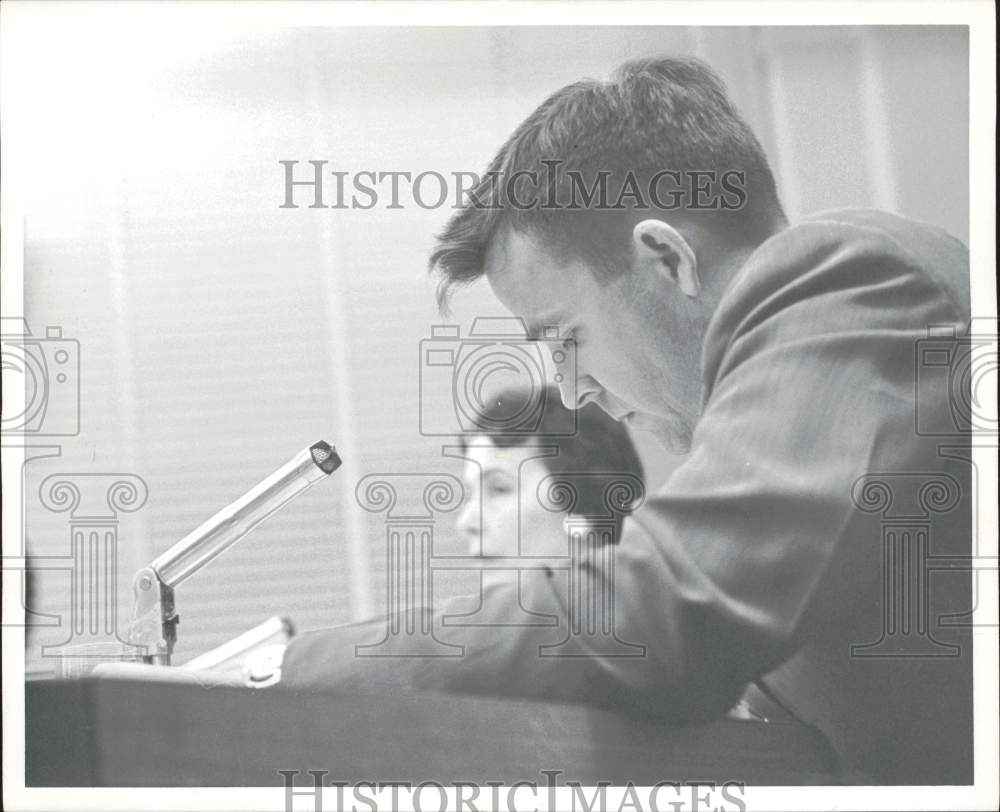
[430,56,784,310]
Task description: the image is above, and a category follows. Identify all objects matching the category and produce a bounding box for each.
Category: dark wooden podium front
[26,678,836,786]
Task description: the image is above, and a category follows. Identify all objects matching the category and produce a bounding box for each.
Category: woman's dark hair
[457,385,645,539]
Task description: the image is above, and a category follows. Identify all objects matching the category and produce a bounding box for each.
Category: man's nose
[560,374,601,410]
[546,341,592,410]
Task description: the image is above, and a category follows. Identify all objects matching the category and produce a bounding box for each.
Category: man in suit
[282,57,974,784]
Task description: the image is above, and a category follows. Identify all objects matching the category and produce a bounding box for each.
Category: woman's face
[455,435,569,558]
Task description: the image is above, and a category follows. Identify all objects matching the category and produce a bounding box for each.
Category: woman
[448,385,645,618]
[245,385,646,686]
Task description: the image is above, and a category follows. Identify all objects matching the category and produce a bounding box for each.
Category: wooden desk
[26,678,836,786]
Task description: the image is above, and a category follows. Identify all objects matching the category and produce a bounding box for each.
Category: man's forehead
[483,227,580,323]
[483,227,536,289]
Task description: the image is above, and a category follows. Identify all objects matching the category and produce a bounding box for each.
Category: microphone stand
[126,441,342,665]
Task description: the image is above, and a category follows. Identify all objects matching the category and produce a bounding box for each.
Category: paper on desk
[90,615,294,688]
[179,615,294,677]
[90,661,246,688]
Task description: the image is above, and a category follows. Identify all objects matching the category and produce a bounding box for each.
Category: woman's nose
[456,500,480,541]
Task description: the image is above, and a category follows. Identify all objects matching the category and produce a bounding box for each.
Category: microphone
[127,441,341,664]
[150,441,342,588]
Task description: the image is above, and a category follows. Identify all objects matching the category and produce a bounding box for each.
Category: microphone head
[309,441,343,474]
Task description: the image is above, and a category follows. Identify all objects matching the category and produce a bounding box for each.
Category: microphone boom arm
[126,441,342,665]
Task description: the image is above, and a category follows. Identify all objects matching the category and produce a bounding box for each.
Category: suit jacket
[281,209,974,784]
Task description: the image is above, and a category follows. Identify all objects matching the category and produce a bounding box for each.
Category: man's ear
[631,219,700,298]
